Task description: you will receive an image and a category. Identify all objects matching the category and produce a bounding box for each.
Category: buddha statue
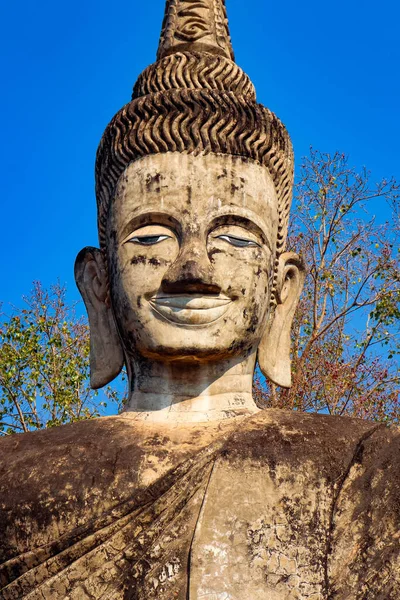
[1,1,399,598]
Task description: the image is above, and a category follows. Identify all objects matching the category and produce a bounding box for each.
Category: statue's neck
[123,352,260,423]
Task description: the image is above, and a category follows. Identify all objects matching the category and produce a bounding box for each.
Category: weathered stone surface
[0,410,399,598]
[1,0,399,597]
[157,0,234,60]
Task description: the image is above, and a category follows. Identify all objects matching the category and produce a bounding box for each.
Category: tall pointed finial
[157,0,234,60]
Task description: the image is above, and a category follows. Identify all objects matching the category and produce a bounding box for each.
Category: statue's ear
[75,247,124,389]
[258,252,305,388]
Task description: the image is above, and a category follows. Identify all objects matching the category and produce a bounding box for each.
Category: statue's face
[106,152,278,363]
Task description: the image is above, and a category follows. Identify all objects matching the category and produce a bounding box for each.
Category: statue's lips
[149,294,232,325]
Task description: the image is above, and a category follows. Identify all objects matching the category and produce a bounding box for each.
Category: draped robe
[0,409,399,599]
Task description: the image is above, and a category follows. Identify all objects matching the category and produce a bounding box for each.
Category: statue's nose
[161,243,221,295]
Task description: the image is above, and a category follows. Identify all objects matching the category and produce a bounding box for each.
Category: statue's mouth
[149,294,233,325]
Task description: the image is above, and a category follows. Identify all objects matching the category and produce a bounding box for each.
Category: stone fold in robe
[0,409,399,599]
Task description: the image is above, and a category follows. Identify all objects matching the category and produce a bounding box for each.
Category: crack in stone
[186,458,217,600]
[324,423,384,599]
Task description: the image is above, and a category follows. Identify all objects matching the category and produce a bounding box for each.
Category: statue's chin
[149,294,233,326]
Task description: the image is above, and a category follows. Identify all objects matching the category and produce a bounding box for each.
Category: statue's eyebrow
[208,214,273,253]
[120,212,181,241]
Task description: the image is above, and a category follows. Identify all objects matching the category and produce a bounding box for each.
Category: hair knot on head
[95,0,294,274]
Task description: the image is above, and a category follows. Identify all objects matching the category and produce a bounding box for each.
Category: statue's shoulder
[0,415,214,563]
[0,415,143,474]
[0,418,141,518]
[248,408,399,444]
[0,414,209,499]
[224,409,399,476]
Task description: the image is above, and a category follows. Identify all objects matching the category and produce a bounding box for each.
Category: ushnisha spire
[157,0,234,60]
[132,0,252,101]
[96,0,294,271]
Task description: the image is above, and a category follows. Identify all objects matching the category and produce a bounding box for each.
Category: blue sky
[1,0,399,310]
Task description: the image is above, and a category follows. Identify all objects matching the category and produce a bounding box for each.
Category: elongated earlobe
[258,252,305,388]
[75,247,124,389]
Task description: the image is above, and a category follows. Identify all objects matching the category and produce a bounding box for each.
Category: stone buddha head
[75,0,304,417]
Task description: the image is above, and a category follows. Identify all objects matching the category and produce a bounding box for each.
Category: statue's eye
[128,235,171,246]
[217,235,260,248]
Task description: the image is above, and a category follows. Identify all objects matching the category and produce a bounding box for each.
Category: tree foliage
[255,149,400,423]
[0,282,120,435]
